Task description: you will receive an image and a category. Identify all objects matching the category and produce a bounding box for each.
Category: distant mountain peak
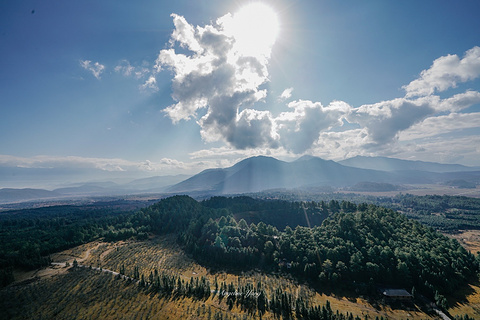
[230,155,284,169]
[167,154,399,194]
[239,155,279,162]
[295,155,318,162]
[295,155,336,164]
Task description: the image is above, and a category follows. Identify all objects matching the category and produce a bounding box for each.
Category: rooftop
[382,289,412,297]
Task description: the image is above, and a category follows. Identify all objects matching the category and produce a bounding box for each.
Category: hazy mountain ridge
[339,155,479,172]
[168,155,480,194]
[2,155,479,204]
[0,188,62,202]
[0,174,191,204]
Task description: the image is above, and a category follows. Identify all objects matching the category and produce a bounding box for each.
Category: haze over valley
[2,155,480,206]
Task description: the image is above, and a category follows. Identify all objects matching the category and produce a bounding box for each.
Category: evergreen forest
[1,194,479,313]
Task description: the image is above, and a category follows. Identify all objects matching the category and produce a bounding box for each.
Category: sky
[1,0,480,188]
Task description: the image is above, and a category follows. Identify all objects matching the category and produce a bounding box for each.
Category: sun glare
[227,2,280,57]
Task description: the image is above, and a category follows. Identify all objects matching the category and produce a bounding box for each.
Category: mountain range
[167,155,480,194]
[1,156,479,204]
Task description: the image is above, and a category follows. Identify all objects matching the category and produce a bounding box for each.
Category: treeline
[385,194,480,231]
[134,196,479,307]
[113,265,368,320]
[202,196,330,229]
[251,191,480,231]
[0,205,140,286]
[2,194,479,309]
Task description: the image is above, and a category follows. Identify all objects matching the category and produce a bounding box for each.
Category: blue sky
[1,0,480,187]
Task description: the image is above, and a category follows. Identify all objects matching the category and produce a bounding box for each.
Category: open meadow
[1,235,454,320]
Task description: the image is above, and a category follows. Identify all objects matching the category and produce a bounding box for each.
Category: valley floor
[338,185,480,198]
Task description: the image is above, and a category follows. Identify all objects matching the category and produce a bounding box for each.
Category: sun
[226,2,280,57]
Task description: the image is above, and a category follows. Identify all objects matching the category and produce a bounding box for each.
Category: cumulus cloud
[304,129,372,161]
[80,60,105,79]
[157,11,480,163]
[156,12,278,149]
[436,90,480,112]
[157,13,354,153]
[403,46,480,97]
[399,112,480,140]
[349,97,436,145]
[276,100,351,153]
[343,51,480,149]
[279,88,293,101]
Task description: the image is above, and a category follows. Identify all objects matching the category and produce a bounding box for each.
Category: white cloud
[189,145,296,164]
[403,46,480,97]
[157,14,355,153]
[115,59,156,93]
[436,90,480,112]
[0,155,130,172]
[156,11,480,165]
[170,14,204,53]
[157,12,276,148]
[80,60,105,79]
[309,129,371,160]
[0,154,204,174]
[399,112,480,140]
[114,59,135,76]
[140,76,158,92]
[279,88,293,101]
[349,97,436,145]
[276,100,351,153]
[394,136,480,166]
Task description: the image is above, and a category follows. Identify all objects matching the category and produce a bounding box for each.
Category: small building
[382,289,413,300]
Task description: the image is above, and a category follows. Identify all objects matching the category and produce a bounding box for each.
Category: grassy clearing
[443,229,480,318]
[445,230,480,254]
[1,236,452,319]
[447,281,480,318]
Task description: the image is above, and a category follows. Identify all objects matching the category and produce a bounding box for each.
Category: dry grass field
[339,185,480,198]
[441,230,480,319]
[445,230,480,255]
[447,281,480,319]
[0,236,465,319]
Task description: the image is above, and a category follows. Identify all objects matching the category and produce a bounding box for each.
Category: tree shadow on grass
[445,276,479,309]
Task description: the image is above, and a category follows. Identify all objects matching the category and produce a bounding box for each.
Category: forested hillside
[1,195,479,312]
[250,191,480,231]
[0,204,142,286]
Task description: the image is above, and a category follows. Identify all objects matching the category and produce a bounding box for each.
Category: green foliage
[1,194,478,305]
[0,204,141,286]
[166,197,478,300]
[389,194,480,231]
[138,268,361,320]
[202,196,330,230]
[251,191,480,231]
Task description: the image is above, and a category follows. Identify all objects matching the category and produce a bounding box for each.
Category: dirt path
[50,262,138,283]
[78,244,98,263]
[12,242,102,285]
